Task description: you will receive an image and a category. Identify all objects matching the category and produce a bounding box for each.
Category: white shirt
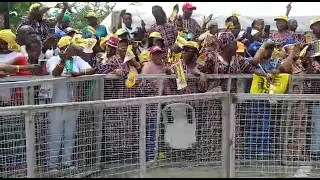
[0,51,23,63]
[45,55,92,103]
[123,26,137,38]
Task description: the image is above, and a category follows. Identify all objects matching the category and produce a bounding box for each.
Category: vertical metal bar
[23,87,29,105]
[229,101,236,178]
[25,110,35,178]
[95,77,105,169]
[222,96,231,178]
[154,79,164,163]
[287,75,294,94]
[139,104,147,178]
[29,86,35,105]
[227,78,232,92]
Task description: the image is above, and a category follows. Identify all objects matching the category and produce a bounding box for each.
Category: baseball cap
[182,3,196,11]
[274,15,288,22]
[85,12,98,19]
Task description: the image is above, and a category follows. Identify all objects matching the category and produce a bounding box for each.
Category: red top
[13,56,30,76]
[13,56,46,76]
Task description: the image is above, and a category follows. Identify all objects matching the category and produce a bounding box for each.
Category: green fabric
[53,11,71,22]
[65,58,74,73]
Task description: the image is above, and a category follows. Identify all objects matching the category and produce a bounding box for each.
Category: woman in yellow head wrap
[0,29,21,54]
[0,30,43,77]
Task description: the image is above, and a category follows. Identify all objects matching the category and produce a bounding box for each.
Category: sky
[43,2,320,31]
[44,2,320,16]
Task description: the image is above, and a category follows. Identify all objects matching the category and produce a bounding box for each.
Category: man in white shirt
[46,36,94,169]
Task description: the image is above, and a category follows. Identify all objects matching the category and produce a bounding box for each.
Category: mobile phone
[246,27,252,35]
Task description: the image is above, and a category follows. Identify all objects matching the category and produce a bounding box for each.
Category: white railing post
[95,77,105,168]
[139,103,147,178]
[222,95,234,178]
[25,110,35,178]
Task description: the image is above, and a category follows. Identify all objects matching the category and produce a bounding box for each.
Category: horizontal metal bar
[0,92,229,112]
[235,93,320,101]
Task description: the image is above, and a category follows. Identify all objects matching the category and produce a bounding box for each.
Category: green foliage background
[0,2,115,31]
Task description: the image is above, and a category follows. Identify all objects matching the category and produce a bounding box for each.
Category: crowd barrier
[1,92,320,178]
[2,75,320,178]
[1,73,320,107]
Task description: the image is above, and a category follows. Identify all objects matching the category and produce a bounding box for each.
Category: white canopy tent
[100,2,320,32]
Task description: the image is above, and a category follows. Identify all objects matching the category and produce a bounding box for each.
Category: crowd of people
[1,2,319,94]
[2,2,320,173]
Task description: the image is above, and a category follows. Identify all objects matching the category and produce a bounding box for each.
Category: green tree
[0,2,35,31]
[69,2,115,30]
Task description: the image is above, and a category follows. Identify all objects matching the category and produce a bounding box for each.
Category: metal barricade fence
[1,74,320,106]
[3,91,320,178]
[0,92,231,178]
[233,94,320,178]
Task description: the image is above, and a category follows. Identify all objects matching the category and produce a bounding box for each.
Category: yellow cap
[310,18,320,29]
[274,15,288,22]
[29,3,41,12]
[184,41,199,50]
[85,12,98,18]
[0,29,21,52]
[149,32,162,39]
[57,36,72,49]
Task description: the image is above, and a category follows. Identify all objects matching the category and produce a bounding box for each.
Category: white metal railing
[0,73,320,108]
[2,92,320,177]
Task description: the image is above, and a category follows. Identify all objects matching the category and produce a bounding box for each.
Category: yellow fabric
[300,45,309,58]
[85,12,98,18]
[125,71,136,88]
[0,29,21,52]
[71,34,86,47]
[310,18,320,28]
[57,36,72,48]
[167,49,182,64]
[115,28,127,37]
[173,60,187,90]
[149,32,162,39]
[169,9,178,23]
[100,36,110,50]
[274,15,288,22]
[138,50,151,64]
[175,36,188,48]
[178,31,187,38]
[184,41,199,50]
[124,45,135,63]
[305,32,312,42]
[250,73,290,94]
[29,3,41,12]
